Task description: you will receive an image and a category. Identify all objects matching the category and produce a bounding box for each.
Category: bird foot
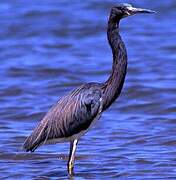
[68,162,74,175]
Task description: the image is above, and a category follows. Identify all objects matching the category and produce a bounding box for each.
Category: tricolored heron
[23,3,155,175]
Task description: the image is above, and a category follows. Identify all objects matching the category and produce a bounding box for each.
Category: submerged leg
[67,139,78,175]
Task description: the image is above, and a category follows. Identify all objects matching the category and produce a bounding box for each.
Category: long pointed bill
[126,7,156,16]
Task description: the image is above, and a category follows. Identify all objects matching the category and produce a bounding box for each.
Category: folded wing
[23,83,102,152]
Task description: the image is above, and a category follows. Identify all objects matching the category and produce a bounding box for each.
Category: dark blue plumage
[23,3,155,175]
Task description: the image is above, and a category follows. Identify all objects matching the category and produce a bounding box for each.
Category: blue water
[0,0,176,179]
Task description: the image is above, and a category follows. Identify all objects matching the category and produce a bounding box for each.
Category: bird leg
[67,139,78,175]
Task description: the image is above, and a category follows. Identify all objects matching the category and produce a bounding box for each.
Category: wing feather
[23,83,102,152]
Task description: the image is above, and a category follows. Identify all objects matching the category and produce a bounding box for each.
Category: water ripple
[0,0,175,179]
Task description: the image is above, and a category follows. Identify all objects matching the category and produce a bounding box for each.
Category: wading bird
[23,3,155,175]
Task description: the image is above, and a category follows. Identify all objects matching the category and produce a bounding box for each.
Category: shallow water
[0,0,176,179]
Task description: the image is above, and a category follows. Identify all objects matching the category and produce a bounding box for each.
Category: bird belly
[43,114,102,146]
[70,113,102,141]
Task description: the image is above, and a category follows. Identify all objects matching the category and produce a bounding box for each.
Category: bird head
[110,3,156,21]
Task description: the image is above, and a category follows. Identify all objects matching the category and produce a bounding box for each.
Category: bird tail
[23,119,51,152]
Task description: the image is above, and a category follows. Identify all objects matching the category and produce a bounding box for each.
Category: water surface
[0,0,176,179]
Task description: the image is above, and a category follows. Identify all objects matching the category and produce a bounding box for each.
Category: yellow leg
[67,139,78,175]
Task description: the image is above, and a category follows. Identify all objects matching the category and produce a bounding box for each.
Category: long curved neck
[102,18,127,110]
